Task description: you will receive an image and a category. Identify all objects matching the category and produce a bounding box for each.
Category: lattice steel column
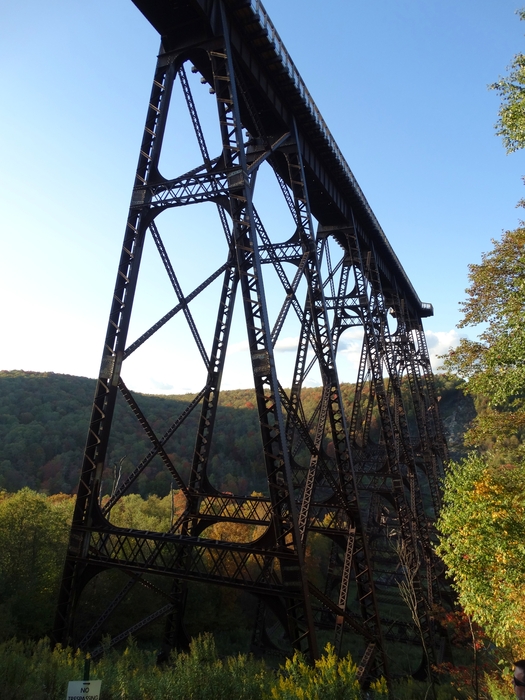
[54,0,449,687]
[54,54,178,643]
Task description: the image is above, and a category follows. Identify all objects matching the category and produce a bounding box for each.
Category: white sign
[66,680,102,699]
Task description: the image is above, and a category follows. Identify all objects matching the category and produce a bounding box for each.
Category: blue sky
[1,0,524,393]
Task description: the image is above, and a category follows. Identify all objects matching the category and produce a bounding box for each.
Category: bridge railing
[249,0,427,312]
[249,0,385,236]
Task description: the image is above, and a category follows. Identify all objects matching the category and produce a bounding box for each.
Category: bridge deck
[131,0,432,318]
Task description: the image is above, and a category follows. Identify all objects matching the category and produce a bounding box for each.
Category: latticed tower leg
[54,53,178,645]
[53,0,449,687]
[321,214,447,676]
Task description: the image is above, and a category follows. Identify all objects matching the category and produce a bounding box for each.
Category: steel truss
[54,0,448,686]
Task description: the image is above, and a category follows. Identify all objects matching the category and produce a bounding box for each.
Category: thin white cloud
[275,336,299,353]
[149,379,176,392]
[227,337,301,354]
[119,328,462,396]
[226,340,250,354]
[336,328,364,381]
[424,329,462,371]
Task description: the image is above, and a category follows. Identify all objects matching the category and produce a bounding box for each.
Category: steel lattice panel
[54,0,449,687]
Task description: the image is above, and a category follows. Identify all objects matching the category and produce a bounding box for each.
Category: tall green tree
[491,9,525,153]
[437,455,525,658]
[438,6,525,661]
[0,489,73,639]
[444,8,525,458]
[442,221,525,459]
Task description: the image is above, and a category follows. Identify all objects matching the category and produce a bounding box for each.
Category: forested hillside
[0,370,471,497]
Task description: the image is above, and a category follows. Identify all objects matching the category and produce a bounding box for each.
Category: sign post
[66,680,102,699]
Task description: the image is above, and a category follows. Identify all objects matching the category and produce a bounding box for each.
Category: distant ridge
[0,370,471,496]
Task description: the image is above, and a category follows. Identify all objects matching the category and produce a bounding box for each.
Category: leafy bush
[0,489,73,640]
[270,643,380,700]
[0,635,270,700]
[0,635,393,700]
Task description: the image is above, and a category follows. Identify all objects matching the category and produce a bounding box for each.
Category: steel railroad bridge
[55,0,449,687]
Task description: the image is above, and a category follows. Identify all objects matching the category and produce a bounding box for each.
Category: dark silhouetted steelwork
[54,0,448,686]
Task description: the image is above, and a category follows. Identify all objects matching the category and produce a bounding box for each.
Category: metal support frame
[54,0,448,686]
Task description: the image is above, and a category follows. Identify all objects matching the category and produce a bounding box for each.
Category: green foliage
[0,373,352,498]
[270,644,366,700]
[485,668,515,700]
[0,371,93,493]
[107,492,174,531]
[0,488,258,645]
[0,371,465,500]
[490,10,525,153]
[438,19,525,666]
[437,454,525,657]
[445,6,525,460]
[0,637,86,700]
[0,489,73,640]
[390,677,436,700]
[442,221,525,462]
[0,634,271,700]
[0,371,267,496]
[167,634,271,700]
[0,635,391,700]
[6,630,515,699]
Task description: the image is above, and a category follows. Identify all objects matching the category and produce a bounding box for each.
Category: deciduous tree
[491,10,525,153]
[442,220,525,460]
[0,488,73,639]
[436,454,525,657]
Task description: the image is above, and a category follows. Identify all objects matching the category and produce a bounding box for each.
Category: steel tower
[55,0,449,685]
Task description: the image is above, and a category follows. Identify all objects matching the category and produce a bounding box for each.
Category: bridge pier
[54,0,448,686]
